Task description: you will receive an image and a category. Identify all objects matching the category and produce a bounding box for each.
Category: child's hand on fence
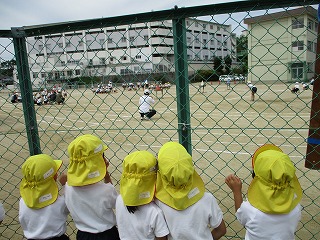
[59,173,67,186]
[225,174,242,193]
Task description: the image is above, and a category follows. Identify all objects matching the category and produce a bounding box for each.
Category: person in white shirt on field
[139,89,156,120]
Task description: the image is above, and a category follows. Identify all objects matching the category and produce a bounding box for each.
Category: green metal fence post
[172,16,192,154]
[12,27,41,155]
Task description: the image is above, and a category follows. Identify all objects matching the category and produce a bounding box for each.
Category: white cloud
[0,0,232,29]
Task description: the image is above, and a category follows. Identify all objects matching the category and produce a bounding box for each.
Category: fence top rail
[0,0,317,38]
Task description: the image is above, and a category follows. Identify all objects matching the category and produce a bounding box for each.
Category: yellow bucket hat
[120,151,157,206]
[67,134,108,186]
[248,144,302,214]
[20,154,62,209]
[155,142,205,210]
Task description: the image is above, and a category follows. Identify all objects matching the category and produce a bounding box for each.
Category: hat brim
[248,175,302,214]
[120,173,156,206]
[67,145,108,186]
[252,144,282,168]
[155,170,205,210]
[54,160,63,173]
[20,158,62,209]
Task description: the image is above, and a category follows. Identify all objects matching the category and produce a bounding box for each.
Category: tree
[236,35,248,74]
[0,59,16,77]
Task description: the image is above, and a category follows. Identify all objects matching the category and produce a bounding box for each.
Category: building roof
[244,6,317,24]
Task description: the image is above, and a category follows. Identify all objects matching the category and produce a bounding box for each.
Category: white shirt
[64,181,118,233]
[236,200,301,240]
[19,196,69,239]
[139,95,155,113]
[155,192,223,240]
[116,195,169,240]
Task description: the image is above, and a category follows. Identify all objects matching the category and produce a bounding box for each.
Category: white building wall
[26,18,234,87]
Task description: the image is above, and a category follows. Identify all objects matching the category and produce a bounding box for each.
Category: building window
[307,41,315,52]
[108,38,113,43]
[75,69,81,75]
[144,35,148,41]
[307,62,314,73]
[33,72,38,78]
[122,56,127,61]
[307,19,314,31]
[67,70,72,77]
[291,62,304,80]
[187,37,191,43]
[292,18,304,29]
[41,72,46,78]
[292,41,304,51]
[121,37,126,42]
[38,44,43,50]
[129,36,135,42]
[135,55,141,59]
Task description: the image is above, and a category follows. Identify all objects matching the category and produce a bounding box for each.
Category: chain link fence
[1,0,319,239]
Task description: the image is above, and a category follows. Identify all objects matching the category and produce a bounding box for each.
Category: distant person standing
[226,76,231,90]
[247,83,257,101]
[144,79,149,89]
[200,80,206,93]
[139,89,156,120]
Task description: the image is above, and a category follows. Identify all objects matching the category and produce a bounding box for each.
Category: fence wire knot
[178,122,190,131]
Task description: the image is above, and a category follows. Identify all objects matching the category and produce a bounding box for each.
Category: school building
[21,18,236,88]
[244,6,318,83]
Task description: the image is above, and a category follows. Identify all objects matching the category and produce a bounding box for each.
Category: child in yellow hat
[225,144,302,240]
[19,154,70,239]
[115,150,169,239]
[155,142,227,240]
[62,134,120,240]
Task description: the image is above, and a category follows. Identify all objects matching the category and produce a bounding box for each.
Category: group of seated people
[93,82,117,93]
[33,88,67,105]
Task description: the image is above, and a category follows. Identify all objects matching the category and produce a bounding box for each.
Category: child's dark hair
[252,170,256,179]
[126,206,138,214]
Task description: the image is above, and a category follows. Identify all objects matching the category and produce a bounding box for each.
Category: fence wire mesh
[0,0,319,239]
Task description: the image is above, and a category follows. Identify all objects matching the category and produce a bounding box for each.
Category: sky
[0,0,238,29]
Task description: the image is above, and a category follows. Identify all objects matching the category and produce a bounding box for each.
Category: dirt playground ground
[0,81,319,239]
